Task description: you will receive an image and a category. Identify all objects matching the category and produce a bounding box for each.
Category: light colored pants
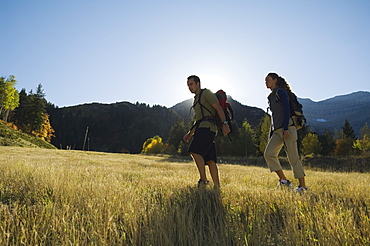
[264,126,305,179]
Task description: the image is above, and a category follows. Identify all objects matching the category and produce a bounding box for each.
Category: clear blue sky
[1,0,369,111]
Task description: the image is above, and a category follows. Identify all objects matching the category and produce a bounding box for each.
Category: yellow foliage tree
[353,135,370,154]
[142,135,164,154]
[33,113,55,142]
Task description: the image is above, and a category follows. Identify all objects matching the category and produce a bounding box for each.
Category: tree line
[0,75,54,142]
[2,74,369,157]
[142,115,370,157]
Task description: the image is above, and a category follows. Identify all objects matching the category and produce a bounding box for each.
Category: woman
[264,72,308,192]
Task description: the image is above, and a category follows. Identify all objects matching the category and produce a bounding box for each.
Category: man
[183,75,230,188]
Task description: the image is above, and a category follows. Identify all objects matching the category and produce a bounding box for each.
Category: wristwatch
[223,121,228,125]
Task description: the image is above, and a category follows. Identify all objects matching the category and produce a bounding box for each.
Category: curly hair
[267,72,292,93]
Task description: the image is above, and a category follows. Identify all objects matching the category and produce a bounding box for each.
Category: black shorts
[188,127,217,164]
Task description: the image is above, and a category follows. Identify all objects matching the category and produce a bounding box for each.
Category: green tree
[12,89,29,131]
[240,120,257,157]
[360,122,370,139]
[219,120,256,157]
[258,114,271,155]
[27,84,47,134]
[301,133,322,155]
[167,118,187,150]
[318,129,335,156]
[341,119,355,140]
[13,84,48,135]
[0,75,20,122]
[178,141,189,156]
[142,135,164,154]
[333,129,340,140]
[161,143,178,155]
[334,119,356,156]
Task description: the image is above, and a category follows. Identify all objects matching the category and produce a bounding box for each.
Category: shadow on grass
[135,186,237,246]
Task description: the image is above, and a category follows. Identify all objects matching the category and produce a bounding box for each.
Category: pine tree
[28,84,47,134]
[318,129,335,156]
[13,89,29,131]
[341,119,355,140]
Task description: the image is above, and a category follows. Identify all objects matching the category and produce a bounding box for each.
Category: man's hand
[222,124,230,136]
[183,132,192,143]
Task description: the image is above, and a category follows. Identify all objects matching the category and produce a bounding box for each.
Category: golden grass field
[0,146,369,245]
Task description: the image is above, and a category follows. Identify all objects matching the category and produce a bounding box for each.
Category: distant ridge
[298,91,370,136]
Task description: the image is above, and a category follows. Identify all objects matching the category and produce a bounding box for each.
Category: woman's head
[265,72,291,92]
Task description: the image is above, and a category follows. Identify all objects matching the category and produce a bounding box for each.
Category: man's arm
[183,124,196,143]
[212,102,230,136]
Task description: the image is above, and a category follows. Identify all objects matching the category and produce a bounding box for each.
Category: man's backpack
[214,90,234,129]
[193,89,234,134]
[276,89,306,130]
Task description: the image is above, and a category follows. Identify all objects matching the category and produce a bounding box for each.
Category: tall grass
[0,147,368,245]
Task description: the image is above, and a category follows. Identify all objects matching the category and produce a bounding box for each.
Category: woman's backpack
[276,89,306,130]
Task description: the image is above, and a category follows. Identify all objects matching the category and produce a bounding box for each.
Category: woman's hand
[283,130,290,139]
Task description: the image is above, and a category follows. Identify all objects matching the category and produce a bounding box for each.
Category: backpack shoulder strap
[194,88,215,118]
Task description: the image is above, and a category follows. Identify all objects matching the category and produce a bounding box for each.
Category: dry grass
[0,146,369,245]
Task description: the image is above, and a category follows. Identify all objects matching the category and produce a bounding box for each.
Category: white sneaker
[295,186,308,192]
[277,179,292,188]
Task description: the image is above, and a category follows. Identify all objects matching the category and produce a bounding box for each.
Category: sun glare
[199,73,231,93]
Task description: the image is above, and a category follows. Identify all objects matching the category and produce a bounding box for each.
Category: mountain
[299,91,370,136]
[171,96,265,127]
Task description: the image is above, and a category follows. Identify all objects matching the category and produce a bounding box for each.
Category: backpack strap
[189,89,218,131]
[192,89,216,120]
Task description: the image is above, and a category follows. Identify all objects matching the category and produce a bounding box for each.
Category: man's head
[187,75,201,94]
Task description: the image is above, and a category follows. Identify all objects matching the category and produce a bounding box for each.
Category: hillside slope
[47,102,180,153]
[299,91,370,135]
[0,121,56,149]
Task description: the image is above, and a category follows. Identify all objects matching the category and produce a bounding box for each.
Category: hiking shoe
[295,186,308,192]
[277,179,292,188]
[197,179,209,188]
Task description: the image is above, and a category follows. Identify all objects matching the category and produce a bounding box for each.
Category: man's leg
[190,152,207,181]
[206,160,220,188]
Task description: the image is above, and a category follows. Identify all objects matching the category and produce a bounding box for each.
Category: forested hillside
[47,102,180,153]
[47,98,266,153]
